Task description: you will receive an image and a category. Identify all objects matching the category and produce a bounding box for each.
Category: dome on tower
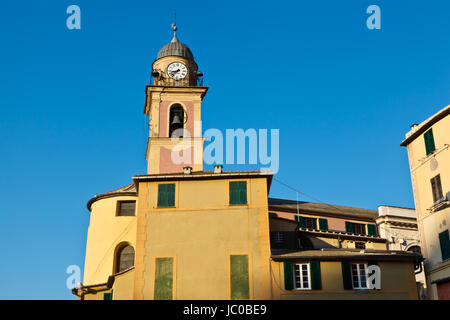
[156,24,194,61]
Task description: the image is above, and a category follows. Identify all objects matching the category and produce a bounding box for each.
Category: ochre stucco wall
[133,177,272,300]
[83,196,137,285]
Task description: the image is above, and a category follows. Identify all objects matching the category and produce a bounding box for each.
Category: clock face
[167,62,188,80]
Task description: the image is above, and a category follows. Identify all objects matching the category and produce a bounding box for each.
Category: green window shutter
[345,222,354,233]
[299,217,306,228]
[283,261,294,290]
[439,230,450,261]
[154,257,174,300]
[310,261,322,290]
[269,212,278,217]
[229,181,247,205]
[318,218,328,231]
[103,291,113,300]
[230,255,250,299]
[158,184,175,207]
[294,215,299,222]
[341,261,353,290]
[367,224,377,236]
[424,129,436,156]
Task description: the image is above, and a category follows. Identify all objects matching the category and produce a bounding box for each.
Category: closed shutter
[310,261,322,290]
[283,262,294,290]
[424,129,436,156]
[158,184,175,207]
[341,261,352,290]
[345,222,354,233]
[103,291,113,300]
[367,224,377,236]
[318,218,328,231]
[439,230,450,261]
[154,257,174,300]
[230,181,247,205]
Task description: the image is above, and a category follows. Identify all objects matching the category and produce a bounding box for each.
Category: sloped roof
[87,183,137,211]
[271,248,420,261]
[268,197,378,220]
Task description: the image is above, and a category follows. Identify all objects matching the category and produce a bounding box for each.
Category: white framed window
[293,263,311,290]
[351,263,368,289]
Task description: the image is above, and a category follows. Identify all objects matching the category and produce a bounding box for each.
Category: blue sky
[0,0,449,299]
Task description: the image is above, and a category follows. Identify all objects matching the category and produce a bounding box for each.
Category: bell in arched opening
[169,105,184,138]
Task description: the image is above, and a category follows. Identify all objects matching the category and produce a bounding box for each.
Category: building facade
[73,24,421,300]
[376,206,426,297]
[401,105,450,300]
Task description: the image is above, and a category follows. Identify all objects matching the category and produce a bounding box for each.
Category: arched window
[115,244,135,273]
[169,105,184,138]
[407,245,421,254]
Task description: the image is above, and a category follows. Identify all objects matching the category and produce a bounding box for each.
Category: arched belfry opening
[169,104,185,138]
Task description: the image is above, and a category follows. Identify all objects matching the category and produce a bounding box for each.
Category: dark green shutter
[341,261,352,290]
[230,181,247,205]
[439,230,450,261]
[283,262,294,290]
[424,129,436,156]
[367,224,377,236]
[319,218,328,231]
[310,261,322,290]
[269,212,278,217]
[299,217,306,228]
[158,184,175,207]
[103,291,113,300]
[345,222,354,233]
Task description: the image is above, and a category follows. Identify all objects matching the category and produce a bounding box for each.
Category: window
[353,223,366,235]
[346,222,367,235]
[117,200,136,216]
[439,230,450,261]
[229,181,247,205]
[297,216,317,230]
[355,242,366,249]
[115,245,135,273]
[273,231,285,244]
[351,263,368,289]
[158,183,175,207]
[293,263,311,290]
[431,175,444,204]
[169,105,184,138]
[424,128,436,156]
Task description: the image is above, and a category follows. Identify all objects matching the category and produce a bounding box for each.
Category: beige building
[401,105,450,300]
[376,206,426,297]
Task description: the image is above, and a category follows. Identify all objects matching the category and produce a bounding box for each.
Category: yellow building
[73,23,421,300]
[401,105,450,300]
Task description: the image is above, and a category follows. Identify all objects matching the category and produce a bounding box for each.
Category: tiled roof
[87,183,137,211]
[268,197,378,220]
[271,248,421,261]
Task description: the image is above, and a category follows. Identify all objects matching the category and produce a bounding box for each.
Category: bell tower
[144,22,208,174]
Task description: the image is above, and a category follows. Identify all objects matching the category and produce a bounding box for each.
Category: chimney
[214,165,223,174]
[183,166,192,174]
